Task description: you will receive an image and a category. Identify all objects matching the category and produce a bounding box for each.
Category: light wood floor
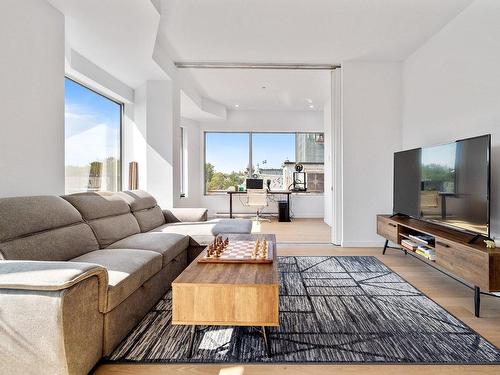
[251,218,331,243]
[94,220,500,375]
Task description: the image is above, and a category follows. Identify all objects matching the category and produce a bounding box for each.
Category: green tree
[205,163,245,191]
[205,163,215,183]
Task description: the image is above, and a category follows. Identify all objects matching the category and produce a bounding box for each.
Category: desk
[227,191,292,220]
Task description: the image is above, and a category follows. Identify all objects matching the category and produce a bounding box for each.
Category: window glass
[297,133,324,163]
[205,133,250,193]
[65,78,121,194]
[252,133,295,190]
[204,132,325,193]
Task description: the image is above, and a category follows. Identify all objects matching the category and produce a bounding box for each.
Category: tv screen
[393,135,490,237]
[394,148,421,218]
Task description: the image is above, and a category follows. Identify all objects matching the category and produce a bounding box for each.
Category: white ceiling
[48,0,167,88]
[161,0,473,111]
[160,0,473,63]
[48,0,474,113]
[180,68,331,111]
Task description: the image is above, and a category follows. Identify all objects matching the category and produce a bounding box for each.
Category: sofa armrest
[0,261,108,375]
[163,208,208,223]
[0,260,108,312]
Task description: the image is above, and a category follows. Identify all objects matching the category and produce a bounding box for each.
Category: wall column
[130,80,180,208]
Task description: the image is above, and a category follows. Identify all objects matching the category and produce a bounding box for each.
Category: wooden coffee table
[171,233,279,357]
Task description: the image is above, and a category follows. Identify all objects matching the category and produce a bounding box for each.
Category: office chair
[245,188,271,223]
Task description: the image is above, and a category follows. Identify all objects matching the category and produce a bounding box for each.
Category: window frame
[203,131,324,195]
[64,76,123,193]
[180,126,187,198]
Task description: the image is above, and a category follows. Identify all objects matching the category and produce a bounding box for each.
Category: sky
[205,133,296,173]
[64,78,121,166]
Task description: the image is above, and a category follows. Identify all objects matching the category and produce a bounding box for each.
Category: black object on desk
[246,178,264,189]
[227,191,291,221]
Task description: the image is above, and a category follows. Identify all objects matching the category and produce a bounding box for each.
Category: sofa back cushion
[116,190,165,232]
[0,196,99,260]
[63,192,141,247]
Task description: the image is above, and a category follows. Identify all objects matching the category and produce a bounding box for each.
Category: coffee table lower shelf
[185,325,272,357]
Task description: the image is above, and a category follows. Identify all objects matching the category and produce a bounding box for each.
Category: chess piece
[252,240,259,259]
[208,244,215,258]
[261,239,268,259]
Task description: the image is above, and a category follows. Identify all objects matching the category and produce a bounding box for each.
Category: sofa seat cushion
[70,249,162,312]
[150,219,253,246]
[106,233,189,266]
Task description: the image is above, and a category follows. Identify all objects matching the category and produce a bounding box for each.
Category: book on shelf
[408,234,435,245]
[415,246,436,261]
[401,239,418,251]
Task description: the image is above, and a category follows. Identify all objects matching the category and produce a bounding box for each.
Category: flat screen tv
[393,134,491,237]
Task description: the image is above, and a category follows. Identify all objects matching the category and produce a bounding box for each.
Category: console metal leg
[474,286,481,318]
[382,239,389,255]
[187,325,196,358]
[261,326,271,356]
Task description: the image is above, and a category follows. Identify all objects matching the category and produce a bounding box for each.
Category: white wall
[196,110,326,218]
[342,62,403,247]
[0,0,65,197]
[128,80,179,208]
[402,0,500,238]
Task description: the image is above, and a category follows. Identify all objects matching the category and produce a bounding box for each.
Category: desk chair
[245,189,271,223]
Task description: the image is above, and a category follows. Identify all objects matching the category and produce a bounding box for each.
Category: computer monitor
[246,178,264,190]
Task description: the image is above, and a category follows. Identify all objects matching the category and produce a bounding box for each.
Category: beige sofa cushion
[63,192,141,247]
[106,232,189,266]
[70,249,162,312]
[0,196,84,242]
[150,219,253,246]
[132,206,165,232]
[88,214,141,248]
[63,192,130,220]
[116,190,166,232]
[0,196,100,261]
[117,190,157,211]
[163,208,208,223]
[0,223,99,261]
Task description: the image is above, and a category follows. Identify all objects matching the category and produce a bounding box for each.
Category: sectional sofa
[0,190,252,375]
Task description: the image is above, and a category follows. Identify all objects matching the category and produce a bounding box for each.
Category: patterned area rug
[108,256,500,364]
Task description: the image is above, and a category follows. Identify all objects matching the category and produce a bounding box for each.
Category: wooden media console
[377,214,500,317]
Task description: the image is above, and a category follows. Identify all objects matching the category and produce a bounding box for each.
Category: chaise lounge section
[0,190,252,375]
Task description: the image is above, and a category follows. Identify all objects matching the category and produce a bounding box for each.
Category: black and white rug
[108,256,500,364]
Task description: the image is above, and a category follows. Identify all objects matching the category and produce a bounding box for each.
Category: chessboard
[197,236,273,264]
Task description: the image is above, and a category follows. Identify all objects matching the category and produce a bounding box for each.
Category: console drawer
[377,217,398,243]
[435,239,489,289]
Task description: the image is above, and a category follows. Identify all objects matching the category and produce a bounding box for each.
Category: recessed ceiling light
[261,85,267,90]
[306,98,313,104]
[234,104,240,108]
[309,104,315,109]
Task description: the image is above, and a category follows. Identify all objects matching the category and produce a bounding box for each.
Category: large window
[205,132,324,193]
[64,78,122,194]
